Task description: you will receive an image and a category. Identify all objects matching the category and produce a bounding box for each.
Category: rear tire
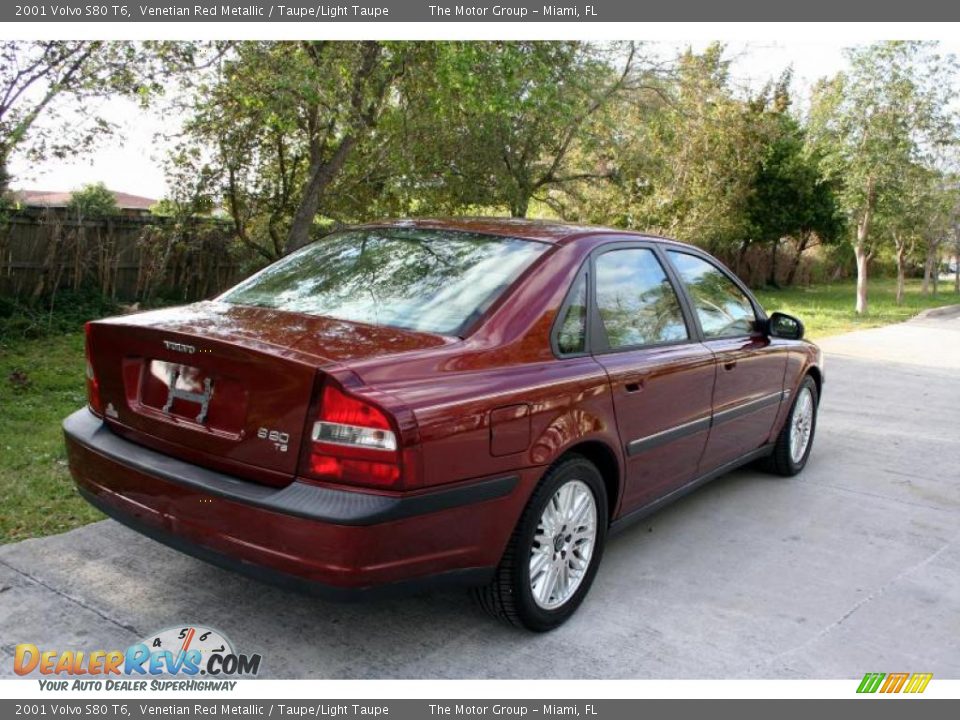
[764,375,818,476]
[473,455,608,631]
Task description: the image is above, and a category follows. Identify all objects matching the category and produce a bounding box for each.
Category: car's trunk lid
[87,302,450,486]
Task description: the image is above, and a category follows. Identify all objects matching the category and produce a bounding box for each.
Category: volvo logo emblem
[163,340,196,354]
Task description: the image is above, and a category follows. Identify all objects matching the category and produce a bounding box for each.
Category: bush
[0,288,122,342]
[67,182,120,219]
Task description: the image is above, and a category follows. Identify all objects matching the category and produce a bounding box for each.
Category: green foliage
[806,41,958,308]
[3,40,949,294]
[0,41,194,194]
[581,45,774,251]
[402,42,639,218]
[67,182,119,219]
[745,105,844,247]
[170,41,425,260]
[166,41,649,259]
[875,162,957,270]
[808,42,956,229]
[0,288,121,342]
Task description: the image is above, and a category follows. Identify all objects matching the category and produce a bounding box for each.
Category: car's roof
[356,217,685,247]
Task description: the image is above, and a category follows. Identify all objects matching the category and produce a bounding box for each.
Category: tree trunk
[895,235,906,306]
[0,154,10,198]
[735,239,750,278]
[932,248,939,296]
[785,233,810,287]
[285,136,357,254]
[854,242,869,315]
[768,239,779,288]
[284,42,393,255]
[954,243,959,294]
[853,179,876,315]
[510,192,530,219]
[921,251,933,294]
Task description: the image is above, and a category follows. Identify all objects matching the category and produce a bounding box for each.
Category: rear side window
[667,251,756,338]
[220,228,548,336]
[555,272,587,355]
[594,248,688,349]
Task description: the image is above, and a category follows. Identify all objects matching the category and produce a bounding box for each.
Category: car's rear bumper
[63,408,533,598]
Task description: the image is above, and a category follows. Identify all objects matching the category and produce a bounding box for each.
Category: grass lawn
[755,277,960,339]
[0,332,102,543]
[1,277,958,545]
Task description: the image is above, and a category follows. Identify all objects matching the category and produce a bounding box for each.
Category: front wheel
[765,375,819,476]
[473,455,608,631]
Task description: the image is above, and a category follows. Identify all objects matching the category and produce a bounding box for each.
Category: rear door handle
[723,360,737,371]
[624,378,645,393]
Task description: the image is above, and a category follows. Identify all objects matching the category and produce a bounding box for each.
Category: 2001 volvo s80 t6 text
[64,219,822,630]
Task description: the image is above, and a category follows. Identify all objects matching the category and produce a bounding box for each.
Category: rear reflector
[304,383,402,488]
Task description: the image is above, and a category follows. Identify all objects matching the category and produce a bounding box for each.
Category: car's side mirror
[766,312,805,340]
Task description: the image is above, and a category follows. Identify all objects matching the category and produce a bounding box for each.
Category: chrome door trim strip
[626,415,711,456]
[711,391,784,426]
[626,390,786,457]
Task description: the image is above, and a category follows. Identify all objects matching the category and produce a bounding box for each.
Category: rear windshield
[219,228,549,336]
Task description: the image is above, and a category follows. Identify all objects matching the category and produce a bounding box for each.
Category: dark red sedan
[64,219,822,630]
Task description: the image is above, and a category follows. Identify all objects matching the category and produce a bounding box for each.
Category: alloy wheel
[529,479,598,610]
[789,387,815,464]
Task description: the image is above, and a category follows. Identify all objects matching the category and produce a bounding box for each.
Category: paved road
[2,308,959,679]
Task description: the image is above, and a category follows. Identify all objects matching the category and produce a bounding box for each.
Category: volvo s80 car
[64,219,822,630]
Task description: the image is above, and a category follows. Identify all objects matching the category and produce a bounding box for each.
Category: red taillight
[84,322,103,417]
[316,384,392,431]
[304,383,402,489]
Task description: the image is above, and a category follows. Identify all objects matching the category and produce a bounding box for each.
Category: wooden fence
[0,207,250,303]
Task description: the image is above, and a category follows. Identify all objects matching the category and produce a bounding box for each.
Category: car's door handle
[624,379,645,393]
[723,360,737,371]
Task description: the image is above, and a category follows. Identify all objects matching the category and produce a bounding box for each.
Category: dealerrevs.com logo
[857,672,933,694]
[14,625,262,691]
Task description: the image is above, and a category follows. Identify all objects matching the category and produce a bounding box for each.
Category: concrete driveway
[2,307,959,679]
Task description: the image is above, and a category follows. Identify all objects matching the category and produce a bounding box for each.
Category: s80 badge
[257,427,289,452]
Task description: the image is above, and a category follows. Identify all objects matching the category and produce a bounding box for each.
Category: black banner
[2,700,960,720]
[5,1,960,22]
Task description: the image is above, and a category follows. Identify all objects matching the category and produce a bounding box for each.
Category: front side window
[220,228,549,336]
[594,248,688,350]
[667,251,756,338]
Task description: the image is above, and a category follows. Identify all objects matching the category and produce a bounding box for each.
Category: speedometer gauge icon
[140,625,234,672]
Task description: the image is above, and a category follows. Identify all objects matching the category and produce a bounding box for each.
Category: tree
[0,41,193,197]
[404,41,643,218]
[875,163,951,304]
[918,177,959,296]
[783,164,844,287]
[602,45,769,256]
[953,217,960,295]
[807,41,957,314]
[877,173,920,307]
[553,45,844,286]
[67,182,119,219]
[173,41,425,260]
[744,78,843,286]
